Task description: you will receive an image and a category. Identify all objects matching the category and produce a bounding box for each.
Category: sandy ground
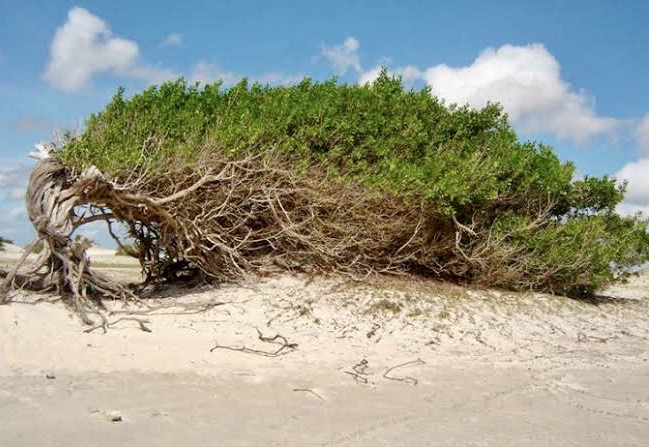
[1,246,648,446]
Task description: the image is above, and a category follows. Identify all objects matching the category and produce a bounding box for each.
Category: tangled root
[1,148,553,323]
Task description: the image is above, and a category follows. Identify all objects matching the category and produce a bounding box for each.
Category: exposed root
[2,147,569,323]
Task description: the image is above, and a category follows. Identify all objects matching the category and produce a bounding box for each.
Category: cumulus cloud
[321,37,361,74]
[422,44,617,143]
[614,158,649,216]
[44,7,177,92]
[358,43,617,144]
[44,7,137,91]
[358,66,382,85]
[161,32,183,47]
[615,158,649,204]
[636,114,649,155]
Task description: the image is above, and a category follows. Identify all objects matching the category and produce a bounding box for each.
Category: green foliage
[60,73,575,211]
[492,212,649,295]
[58,70,649,294]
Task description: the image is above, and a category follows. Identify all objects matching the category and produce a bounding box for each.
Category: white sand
[1,250,648,446]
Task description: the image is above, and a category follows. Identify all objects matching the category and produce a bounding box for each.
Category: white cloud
[423,44,618,143]
[615,158,649,204]
[358,43,617,144]
[44,7,137,91]
[397,65,423,85]
[358,66,382,85]
[615,158,649,217]
[44,7,178,92]
[636,114,649,155]
[161,32,183,47]
[321,37,361,74]
[617,202,649,217]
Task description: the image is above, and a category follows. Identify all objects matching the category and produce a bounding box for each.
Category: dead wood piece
[83,317,152,334]
[108,301,228,316]
[366,323,381,339]
[210,328,297,357]
[293,388,324,400]
[382,358,426,385]
[344,358,371,385]
[577,332,617,343]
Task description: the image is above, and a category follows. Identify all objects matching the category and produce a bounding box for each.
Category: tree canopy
[33,72,649,296]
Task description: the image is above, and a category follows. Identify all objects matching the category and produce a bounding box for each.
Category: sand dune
[1,250,648,446]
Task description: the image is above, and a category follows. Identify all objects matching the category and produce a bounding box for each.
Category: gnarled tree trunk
[1,150,135,323]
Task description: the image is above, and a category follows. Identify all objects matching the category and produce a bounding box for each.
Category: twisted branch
[2,147,567,321]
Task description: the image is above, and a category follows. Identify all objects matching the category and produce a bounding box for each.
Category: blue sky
[1,1,649,246]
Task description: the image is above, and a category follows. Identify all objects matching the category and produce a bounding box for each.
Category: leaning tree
[2,73,648,323]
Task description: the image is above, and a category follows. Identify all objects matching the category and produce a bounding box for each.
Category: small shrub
[50,71,649,295]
